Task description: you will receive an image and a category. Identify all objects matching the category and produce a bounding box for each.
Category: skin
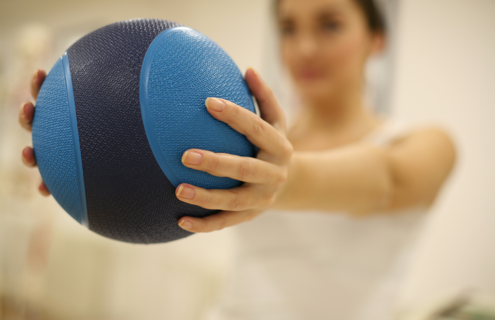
[19,0,456,233]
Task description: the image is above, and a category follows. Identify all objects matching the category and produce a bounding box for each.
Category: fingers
[245,68,286,132]
[31,69,46,100]
[20,69,46,131]
[205,98,292,163]
[174,68,290,234]
[175,183,275,212]
[38,180,51,197]
[178,209,261,233]
[182,149,286,185]
[22,148,51,196]
[23,69,50,198]
[18,102,35,132]
[22,147,37,167]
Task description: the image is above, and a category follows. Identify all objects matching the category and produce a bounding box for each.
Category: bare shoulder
[391,125,456,162]
[385,125,457,210]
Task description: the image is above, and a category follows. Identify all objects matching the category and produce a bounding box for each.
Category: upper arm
[384,126,456,211]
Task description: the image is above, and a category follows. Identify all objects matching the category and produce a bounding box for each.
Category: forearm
[273,143,394,215]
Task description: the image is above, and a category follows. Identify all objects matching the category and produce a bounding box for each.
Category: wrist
[272,152,302,210]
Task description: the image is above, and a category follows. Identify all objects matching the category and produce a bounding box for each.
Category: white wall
[391,0,495,311]
[0,0,271,74]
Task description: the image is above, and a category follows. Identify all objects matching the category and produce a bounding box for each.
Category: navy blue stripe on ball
[139,27,182,188]
[62,53,89,227]
[67,19,217,243]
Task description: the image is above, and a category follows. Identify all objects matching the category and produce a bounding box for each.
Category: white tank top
[203,121,427,320]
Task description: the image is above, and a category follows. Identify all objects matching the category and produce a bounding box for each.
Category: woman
[19,0,455,318]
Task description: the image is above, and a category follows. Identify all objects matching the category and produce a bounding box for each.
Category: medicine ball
[32,19,258,244]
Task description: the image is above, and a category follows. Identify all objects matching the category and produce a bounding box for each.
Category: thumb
[245,68,287,133]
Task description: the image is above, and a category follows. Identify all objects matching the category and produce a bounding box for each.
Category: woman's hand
[18,69,51,196]
[176,68,293,233]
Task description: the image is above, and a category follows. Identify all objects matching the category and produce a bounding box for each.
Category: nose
[296,33,318,59]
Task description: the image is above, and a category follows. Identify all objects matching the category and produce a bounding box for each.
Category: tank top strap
[362,119,416,147]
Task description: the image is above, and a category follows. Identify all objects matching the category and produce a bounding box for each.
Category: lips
[295,68,325,82]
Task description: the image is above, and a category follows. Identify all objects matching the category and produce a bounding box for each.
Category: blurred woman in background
[19,0,455,319]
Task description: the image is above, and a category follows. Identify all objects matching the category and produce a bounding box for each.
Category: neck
[302,85,376,133]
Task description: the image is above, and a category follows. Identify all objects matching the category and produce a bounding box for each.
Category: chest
[288,130,364,152]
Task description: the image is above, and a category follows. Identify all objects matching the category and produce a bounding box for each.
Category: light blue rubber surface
[140,27,257,189]
[32,54,88,224]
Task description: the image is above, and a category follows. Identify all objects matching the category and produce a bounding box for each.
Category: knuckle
[229,102,241,118]
[280,140,294,159]
[228,192,245,211]
[274,170,288,187]
[238,159,255,180]
[193,223,206,233]
[216,216,228,231]
[208,154,220,172]
[197,193,213,208]
[252,117,266,136]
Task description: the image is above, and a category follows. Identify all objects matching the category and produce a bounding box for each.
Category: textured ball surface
[141,27,256,189]
[32,56,86,224]
[32,19,257,243]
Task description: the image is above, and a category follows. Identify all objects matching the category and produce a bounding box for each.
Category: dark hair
[274,0,387,35]
[356,0,387,34]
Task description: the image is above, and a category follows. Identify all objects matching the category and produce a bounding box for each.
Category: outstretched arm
[176,69,456,232]
[20,68,455,227]
[277,128,456,215]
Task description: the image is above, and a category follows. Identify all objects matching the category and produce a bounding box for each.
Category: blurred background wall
[0,1,271,319]
[0,0,494,319]
[392,0,495,313]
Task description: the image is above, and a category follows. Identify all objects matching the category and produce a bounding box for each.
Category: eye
[320,20,341,33]
[278,17,297,37]
[280,23,296,36]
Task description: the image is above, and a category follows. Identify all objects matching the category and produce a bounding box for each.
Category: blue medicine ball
[32,19,258,244]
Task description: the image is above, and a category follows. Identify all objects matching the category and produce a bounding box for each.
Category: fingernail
[206,98,225,112]
[21,104,26,119]
[21,149,28,165]
[179,219,193,230]
[39,183,49,196]
[248,67,259,77]
[22,102,29,118]
[177,185,195,199]
[182,151,203,165]
[22,147,29,158]
[33,69,39,80]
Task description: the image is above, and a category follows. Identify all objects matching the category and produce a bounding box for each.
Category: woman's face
[278,0,383,103]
